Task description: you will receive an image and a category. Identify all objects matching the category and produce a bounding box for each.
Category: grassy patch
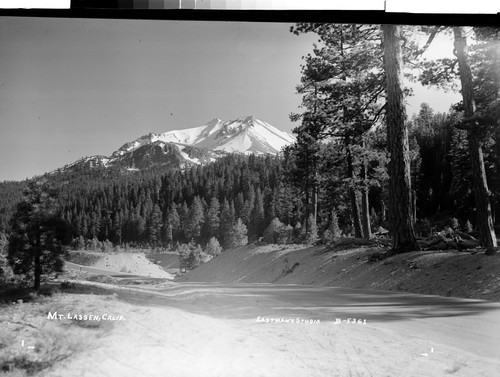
[0,326,82,376]
[0,291,116,376]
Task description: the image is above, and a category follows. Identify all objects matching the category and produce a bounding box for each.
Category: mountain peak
[58,116,296,175]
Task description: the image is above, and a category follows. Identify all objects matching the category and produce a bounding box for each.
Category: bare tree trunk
[382,24,419,253]
[346,142,363,238]
[312,180,318,223]
[412,189,417,225]
[453,27,497,248]
[360,140,372,239]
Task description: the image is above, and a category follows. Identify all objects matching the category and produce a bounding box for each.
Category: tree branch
[415,26,444,58]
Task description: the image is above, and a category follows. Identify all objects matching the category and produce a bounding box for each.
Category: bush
[37,285,60,297]
[205,237,222,256]
[263,218,285,244]
[86,237,100,251]
[277,224,293,244]
[100,240,114,253]
[178,242,202,271]
[60,280,76,289]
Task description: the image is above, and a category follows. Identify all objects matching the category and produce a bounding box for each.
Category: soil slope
[66,251,173,279]
[177,244,500,301]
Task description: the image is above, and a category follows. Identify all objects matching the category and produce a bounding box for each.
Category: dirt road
[42,281,500,377]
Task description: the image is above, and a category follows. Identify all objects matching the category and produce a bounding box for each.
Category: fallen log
[332,237,376,246]
[419,234,479,250]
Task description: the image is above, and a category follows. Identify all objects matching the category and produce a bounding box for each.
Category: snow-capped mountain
[114,116,295,157]
[56,116,295,174]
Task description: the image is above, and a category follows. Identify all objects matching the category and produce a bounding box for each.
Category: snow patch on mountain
[121,116,295,156]
[55,116,295,175]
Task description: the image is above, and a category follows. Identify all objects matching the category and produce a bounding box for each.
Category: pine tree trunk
[382,24,419,253]
[312,183,318,224]
[361,187,371,239]
[453,27,497,248]
[412,189,417,225]
[494,32,500,228]
[305,187,310,232]
[496,123,500,226]
[381,200,387,225]
[360,140,372,239]
[346,142,363,238]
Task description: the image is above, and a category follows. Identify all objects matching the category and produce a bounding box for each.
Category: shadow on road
[61,281,500,323]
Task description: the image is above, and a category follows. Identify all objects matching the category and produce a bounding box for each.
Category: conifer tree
[418,26,498,247]
[205,197,220,240]
[219,199,236,249]
[228,218,248,249]
[7,181,72,290]
[205,237,222,256]
[147,204,163,244]
[164,203,180,244]
[290,23,385,240]
[382,24,419,253]
[251,187,265,238]
[452,27,497,248]
[186,196,204,242]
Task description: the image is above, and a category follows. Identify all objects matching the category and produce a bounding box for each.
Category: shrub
[37,285,60,297]
[60,280,76,289]
[100,240,114,253]
[277,224,293,244]
[178,242,202,271]
[263,218,285,244]
[205,237,222,256]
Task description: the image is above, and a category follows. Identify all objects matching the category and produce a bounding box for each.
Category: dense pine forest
[0,99,497,253]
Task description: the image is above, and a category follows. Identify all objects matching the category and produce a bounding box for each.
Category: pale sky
[0,17,460,181]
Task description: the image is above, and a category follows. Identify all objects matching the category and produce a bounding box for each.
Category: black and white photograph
[0,4,499,377]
